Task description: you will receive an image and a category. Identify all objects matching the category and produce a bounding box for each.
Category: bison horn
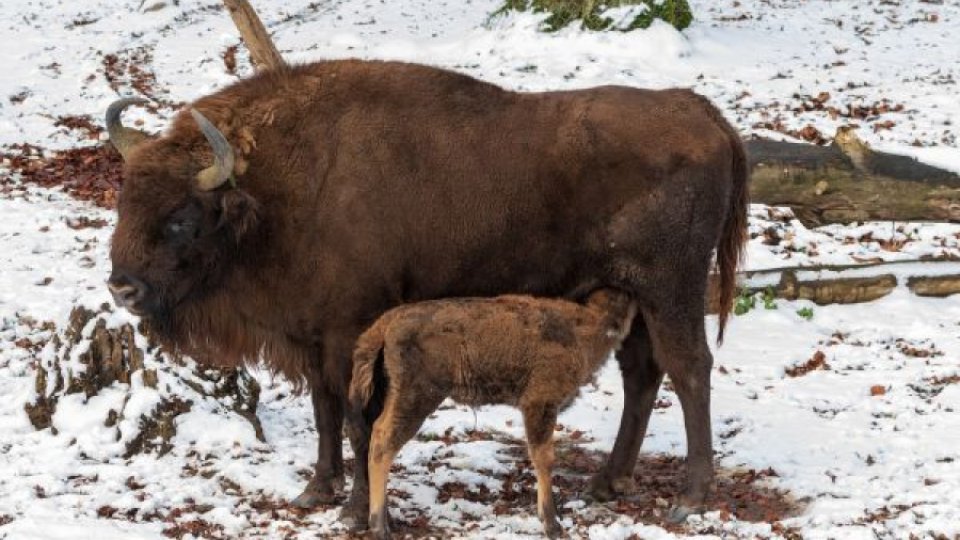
[105,97,152,160]
[190,109,236,191]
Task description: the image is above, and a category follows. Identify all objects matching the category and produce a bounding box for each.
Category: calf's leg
[521,402,562,539]
[341,352,389,529]
[589,318,662,501]
[368,386,445,538]
[367,410,399,540]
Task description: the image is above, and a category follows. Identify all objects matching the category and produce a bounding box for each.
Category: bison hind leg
[588,314,661,502]
[640,296,715,519]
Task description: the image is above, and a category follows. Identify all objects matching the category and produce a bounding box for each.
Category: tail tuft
[715,128,750,345]
[349,318,389,409]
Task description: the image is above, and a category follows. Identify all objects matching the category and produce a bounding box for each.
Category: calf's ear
[217,189,260,240]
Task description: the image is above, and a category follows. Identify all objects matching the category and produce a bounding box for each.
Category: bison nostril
[108,273,148,310]
[109,282,139,302]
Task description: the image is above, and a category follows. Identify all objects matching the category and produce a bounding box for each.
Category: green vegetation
[735,287,781,316]
[733,289,816,320]
[734,289,757,316]
[762,286,778,310]
[494,0,693,32]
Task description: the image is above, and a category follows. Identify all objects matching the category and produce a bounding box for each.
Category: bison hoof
[585,472,634,502]
[585,473,614,502]
[290,477,341,508]
[542,519,564,539]
[666,503,702,524]
[338,499,369,531]
[369,525,391,540]
[290,490,328,509]
[667,485,709,523]
[611,476,638,495]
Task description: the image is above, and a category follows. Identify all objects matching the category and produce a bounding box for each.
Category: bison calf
[349,289,637,539]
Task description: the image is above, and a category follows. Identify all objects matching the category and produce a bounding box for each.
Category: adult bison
[106,59,748,524]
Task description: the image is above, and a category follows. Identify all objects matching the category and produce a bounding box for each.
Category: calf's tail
[349,317,389,410]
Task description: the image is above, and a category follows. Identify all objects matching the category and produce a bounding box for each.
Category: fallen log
[907,274,960,297]
[747,127,960,227]
[739,256,960,279]
[705,273,897,314]
[777,271,897,305]
[706,259,960,313]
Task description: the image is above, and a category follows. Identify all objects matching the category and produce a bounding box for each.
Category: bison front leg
[292,332,361,509]
[292,375,346,508]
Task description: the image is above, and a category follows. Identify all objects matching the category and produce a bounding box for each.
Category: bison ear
[217,189,260,240]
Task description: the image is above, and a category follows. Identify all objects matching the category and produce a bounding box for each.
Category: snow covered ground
[2,0,959,538]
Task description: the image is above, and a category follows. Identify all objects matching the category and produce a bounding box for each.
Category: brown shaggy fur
[348,290,637,539]
[108,59,748,518]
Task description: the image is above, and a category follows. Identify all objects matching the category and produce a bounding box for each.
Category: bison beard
[106,59,749,527]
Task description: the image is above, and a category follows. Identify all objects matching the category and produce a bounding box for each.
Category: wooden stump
[25,305,264,457]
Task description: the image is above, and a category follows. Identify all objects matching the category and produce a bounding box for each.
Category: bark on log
[222,0,284,70]
[747,127,960,227]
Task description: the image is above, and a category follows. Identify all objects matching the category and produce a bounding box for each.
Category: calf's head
[585,289,637,345]
[106,99,259,331]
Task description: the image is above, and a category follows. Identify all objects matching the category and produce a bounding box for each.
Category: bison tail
[715,131,750,345]
[349,319,388,410]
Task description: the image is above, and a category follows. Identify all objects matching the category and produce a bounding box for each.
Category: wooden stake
[222,0,285,71]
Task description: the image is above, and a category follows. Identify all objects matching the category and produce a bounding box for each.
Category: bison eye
[165,218,197,240]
